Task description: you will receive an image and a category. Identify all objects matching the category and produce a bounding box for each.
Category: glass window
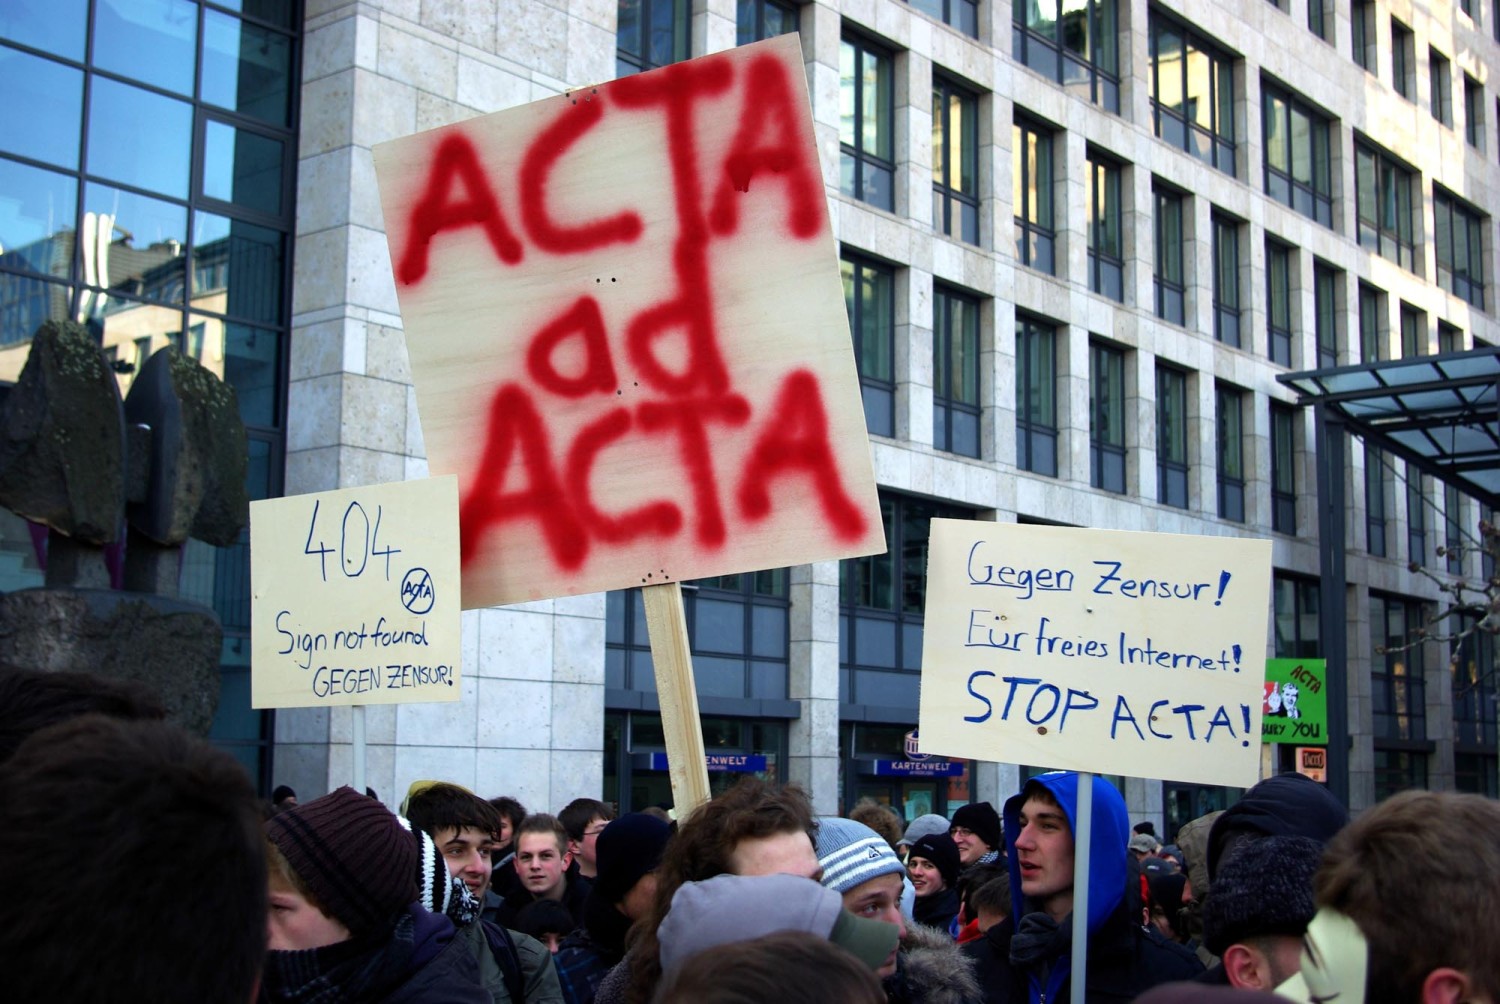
[92,0,198,97]
[1274,573,1321,658]
[1399,303,1423,357]
[1370,593,1429,744]
[1262,83,1333,228]
[1308,0,1328,40]
[840,34,895,212]
[1407,464,1428,566]
[202,9,294,127]
[1355,142,1416,271]
[1016,315,1058,477]
[1434,189,1486,309]
[1366,444,1387,555]
[1352,0,1377,72]
[1088,153,1123,301]
[88,77,194,198]
[1014,118,1054,273]
[1090,341,1126,493]
[1438,320,1463,354]
[933,285,981,458]
[1465,75,1485,150]
[1157,365,1188,508]
[1429,48,1452,125]
[1212,214,1241,347]
[1271,403,1296,534]
[1451,615,1500,769]
[907,0,979,37]
[0,0,88,59]
[1314,262,1340,367]
[202,121,286,217]
[840,495,973,703]
[1359,282,1386,362]
[1154,188,1185,324]
[736,0,797,45]
[1150,14,1237,176]
[0,159,77,281]
[0,46,83,169]
[1267,241,1292,366]
[841,253,895,437]
[617,0,689,76]
[1216,382,1245,522]
[1391,20,1415,99]
[933,77,979,245]
[1012,0,1120,113]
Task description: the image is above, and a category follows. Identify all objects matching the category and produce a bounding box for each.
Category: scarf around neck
[260,910,416,1004]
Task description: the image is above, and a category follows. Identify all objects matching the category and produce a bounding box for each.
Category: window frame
[841,251,896,438]
[1216,382,1246,522]
[1157,364,1189,508]
[736,0,798,45]
[1314,261,1340,368]
[1267,239,1293,366]
[1088,152,1124,301]
[1352,0,1377,72]
[1465,75,1486,150]
[932,75,980,245]
[1016,314,1059,477]
[906,0,979,38]
[1359,282,1386,362]
[1014,117,1056,274]
[1355,142,1417,271]
[1149,13,1238,176]
[1154,187,1186,324]
[1271,402,1297,534]
[1262,82,1334,228]
[1366,443,1388,556]
[839,33,895,212]
[617,0,690,75]
[1434,188,1486,309]
[933,284,982,459]
[1011,0,1121,113]
[1212,214,1242,347]
[1391,19,1415,100]
[1429,48,1453,126]
[1090,340,1127,493]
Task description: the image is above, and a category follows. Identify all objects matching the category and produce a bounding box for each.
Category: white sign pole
[352,704,367,795]
[1070,772,1093,1004]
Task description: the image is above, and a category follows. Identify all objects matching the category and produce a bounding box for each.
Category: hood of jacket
[885,921,982,1004]
[1002,772,1129,935]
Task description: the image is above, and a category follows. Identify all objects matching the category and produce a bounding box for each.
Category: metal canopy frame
[1278,347,1500,510]
[1276,346,1500,807]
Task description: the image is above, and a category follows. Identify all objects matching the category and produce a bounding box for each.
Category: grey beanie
[1202,835,1321,956]
[815,816,906,894]
[899,813,951,847]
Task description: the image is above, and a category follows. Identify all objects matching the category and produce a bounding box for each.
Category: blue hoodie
[1001,772,1131,1003]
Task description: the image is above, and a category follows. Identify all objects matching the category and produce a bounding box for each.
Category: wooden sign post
[643,583,711,808]
[373,35,884,814]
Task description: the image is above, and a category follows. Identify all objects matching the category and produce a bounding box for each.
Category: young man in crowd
[404,781,564,1004]
[950,801,1003,866]
[816,816,980,1003]
[906,831,962,933]
[1198,835,1320,990]
[489,795,529,898]
[558,797,615,881]
[498,813,593,929]
[262,786,489,1002]
[1,714,266,1004]
[968,772,1202,1004]
[1279,790,1500,1004]
[600,777,821,1004]
[554,812,674,1004]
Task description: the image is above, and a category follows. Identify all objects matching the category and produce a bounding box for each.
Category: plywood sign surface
[918,520,1273,788]
[250,477,461,709]
[373,34,884,608]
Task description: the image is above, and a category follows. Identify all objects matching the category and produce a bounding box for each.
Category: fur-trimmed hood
[885,922,982,1004]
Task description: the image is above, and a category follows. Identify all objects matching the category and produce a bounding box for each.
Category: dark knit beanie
[907,832,961,891]
[593,812,673,904]
[1201,835,1321,955]
[265,786,418,937]
[950,802,1002,851]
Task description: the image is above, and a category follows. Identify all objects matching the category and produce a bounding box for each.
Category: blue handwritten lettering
[965,542,1074,599]
[965,670,996,722]
[1092,560,1216,601]
[966,610,1028,651]
[1111,695,1144,740]
[1035,616,1110,658]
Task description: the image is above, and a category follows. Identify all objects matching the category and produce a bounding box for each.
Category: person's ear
[1223,943,1271,990]
[1421,967,1476,1004]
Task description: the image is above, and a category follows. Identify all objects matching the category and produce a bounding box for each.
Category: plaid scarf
[260,911,417,1004]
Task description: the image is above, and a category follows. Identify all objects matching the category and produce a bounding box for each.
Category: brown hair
[624,778,817,1004]
[516,812,570,855]
[848,797,903,850]
[652,930,885,1004]
[265,834,326,913]
[1314,790,1500,1004]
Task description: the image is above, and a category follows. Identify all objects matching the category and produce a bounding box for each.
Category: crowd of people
[3,665,1499,1004]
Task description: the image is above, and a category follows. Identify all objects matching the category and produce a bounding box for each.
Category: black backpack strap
[481,919,528,1003]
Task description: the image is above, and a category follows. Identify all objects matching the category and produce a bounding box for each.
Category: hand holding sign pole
[372,35,884,814]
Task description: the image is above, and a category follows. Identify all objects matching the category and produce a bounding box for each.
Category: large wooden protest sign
[250,477,461,709]
[918,521,1272,787]
[372,34,884,610]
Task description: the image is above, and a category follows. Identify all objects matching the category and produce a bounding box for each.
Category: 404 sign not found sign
[250,477,462,709]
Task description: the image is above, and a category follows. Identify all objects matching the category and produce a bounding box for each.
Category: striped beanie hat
[397,815,453,917]
[265,786,417,937]
[815,816,906,894]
